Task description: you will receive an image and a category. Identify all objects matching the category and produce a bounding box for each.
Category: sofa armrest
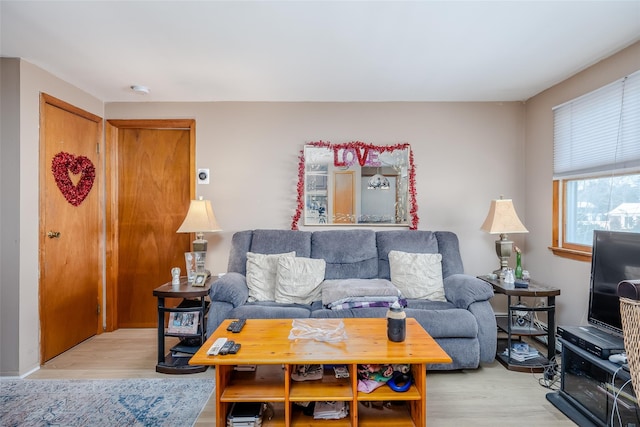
[443,274,494,309]
[209,272,249,308]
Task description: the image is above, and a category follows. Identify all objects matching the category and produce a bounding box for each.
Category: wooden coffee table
[190,318,451,426]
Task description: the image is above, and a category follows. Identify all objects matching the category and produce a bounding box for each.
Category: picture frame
[192,272,208,287]
[167,311,199,334]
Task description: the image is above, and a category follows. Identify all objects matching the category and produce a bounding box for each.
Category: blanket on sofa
[322,278,403,309]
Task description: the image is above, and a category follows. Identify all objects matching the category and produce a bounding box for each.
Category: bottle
[515,252,523,280]
[387,301,406,342]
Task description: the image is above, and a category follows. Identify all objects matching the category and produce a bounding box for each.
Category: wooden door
[105,120,194,329]
[334,171,355,223]
[39,94,103,362]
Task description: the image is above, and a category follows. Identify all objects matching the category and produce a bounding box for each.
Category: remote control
[207,337,228,356]
[228,343,241,354]
[227,319,246,333]
[219,340,235,355]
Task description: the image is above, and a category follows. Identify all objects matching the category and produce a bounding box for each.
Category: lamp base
[193,239,207,252]
[494,236,513,275]
[493,266,509,276]
[191,238,210,279]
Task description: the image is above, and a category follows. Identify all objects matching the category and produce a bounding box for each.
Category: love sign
[51,151,96,207]
[333,147,382,167]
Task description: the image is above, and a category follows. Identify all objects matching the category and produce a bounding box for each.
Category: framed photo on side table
[192,272,208,287]
[167,312,200,334]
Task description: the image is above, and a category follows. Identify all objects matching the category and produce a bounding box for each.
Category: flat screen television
[588,230,640,336]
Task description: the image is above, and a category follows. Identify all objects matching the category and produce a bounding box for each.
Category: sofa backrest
[375,230,464,279]
[434,231,465,278]
[311,229,378,279]
[226,229,464,279]
[226,229,312,275]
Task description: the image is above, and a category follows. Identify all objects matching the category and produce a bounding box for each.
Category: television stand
[546,392,597,427]
[547,338,638,426]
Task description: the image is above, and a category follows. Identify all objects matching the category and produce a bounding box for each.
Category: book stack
[226,402,263,427]
[313,401,348,420]
[505,343,539,362]
[170,343,197,359]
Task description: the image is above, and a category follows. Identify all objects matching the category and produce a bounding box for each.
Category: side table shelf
[479,276,561,373]
[153,278,212,374]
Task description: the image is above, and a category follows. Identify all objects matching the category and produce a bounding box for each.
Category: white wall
[105,101,526,281]
[0,58,103,376]
[1,58,21,376]
[524,42,640,327]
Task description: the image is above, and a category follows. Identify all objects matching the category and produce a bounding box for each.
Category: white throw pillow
[246,251,296,301]
[275,257,326,304]
[388,250,446,301]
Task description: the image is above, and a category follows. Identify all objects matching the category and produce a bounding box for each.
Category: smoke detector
[130,85,150,95]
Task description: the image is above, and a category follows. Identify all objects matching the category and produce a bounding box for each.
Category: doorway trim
[104,119,195,332]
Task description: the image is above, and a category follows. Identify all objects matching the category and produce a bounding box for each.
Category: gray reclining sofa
[207,229,496,370]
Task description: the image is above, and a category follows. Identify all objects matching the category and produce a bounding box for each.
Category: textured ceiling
[1,1,639,102]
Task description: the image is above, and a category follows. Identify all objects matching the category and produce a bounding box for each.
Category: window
[552,70,640,260]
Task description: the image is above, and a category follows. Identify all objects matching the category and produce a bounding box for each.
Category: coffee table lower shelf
[219,364,422,426]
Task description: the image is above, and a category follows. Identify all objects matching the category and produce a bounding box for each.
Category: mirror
[292,141,418,228]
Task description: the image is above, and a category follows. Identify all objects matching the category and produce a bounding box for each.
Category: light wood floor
[27,328,574,426]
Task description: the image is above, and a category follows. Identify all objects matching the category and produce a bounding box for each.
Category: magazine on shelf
[509,352,540,362]
[167,311,199,334]
[171,351,194,358]
[313,401,348,420]
[504,343,539,361]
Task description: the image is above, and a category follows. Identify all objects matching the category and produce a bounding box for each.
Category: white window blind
[553,70,640,178]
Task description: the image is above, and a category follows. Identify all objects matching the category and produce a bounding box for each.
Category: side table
[153,277,211,374]
[479,276,560,373]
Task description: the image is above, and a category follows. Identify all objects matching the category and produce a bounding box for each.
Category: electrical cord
[536,354,562,390]
[609,365,636,427]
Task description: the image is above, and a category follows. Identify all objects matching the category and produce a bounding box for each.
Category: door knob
[47,231,61,239]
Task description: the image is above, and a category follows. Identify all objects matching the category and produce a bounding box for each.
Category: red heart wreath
[51,151,96,207]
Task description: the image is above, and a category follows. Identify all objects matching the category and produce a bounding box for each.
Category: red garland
[291,141,419,230]
[291,150,306,230]
[51,151,96,207]
[408,148,419,229]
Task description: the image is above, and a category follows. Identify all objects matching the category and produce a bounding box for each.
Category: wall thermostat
[197,168,210,184]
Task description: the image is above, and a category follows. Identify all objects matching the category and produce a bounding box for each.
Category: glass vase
[515,252,523,280]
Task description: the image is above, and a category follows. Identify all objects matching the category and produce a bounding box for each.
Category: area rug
[0,378,215,427]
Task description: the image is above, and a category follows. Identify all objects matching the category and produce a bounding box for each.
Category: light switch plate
[197,168,210,184]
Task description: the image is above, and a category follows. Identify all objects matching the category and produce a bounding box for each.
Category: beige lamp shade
[177,198,221,234]
[481,198,528,234]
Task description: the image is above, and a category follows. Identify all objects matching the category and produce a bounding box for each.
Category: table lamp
[481,196,528,274]
[177,196,221,252]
